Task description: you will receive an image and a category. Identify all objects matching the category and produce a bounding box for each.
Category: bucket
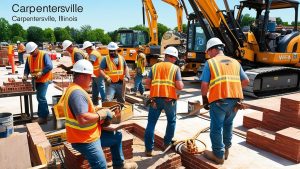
[188,100,201,114]
[50,53,57,60]
[0,112,14,138]
[52,95,62,105]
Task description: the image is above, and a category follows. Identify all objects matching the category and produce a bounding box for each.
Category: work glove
[96,108,115,121]
[22,75,28,82]
[105,76,112,84]
[202,95,209,110]
[35,72,43,79]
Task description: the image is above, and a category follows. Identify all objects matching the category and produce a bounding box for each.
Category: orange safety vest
[150,62,178,99]
[63,83,101,143]
[207,55,244,103]
[18,43,25,53]
[71,47,87,65]
[104,54,125,83]
[90,50,103,77]
[28,50,53,83]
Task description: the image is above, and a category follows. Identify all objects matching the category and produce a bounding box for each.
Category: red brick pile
[0,48,9,66]
[64,130,133,169]
[0,80,33,93]
[244,95,300,163]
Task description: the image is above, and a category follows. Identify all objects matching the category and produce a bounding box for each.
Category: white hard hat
[206,37,225,52]
[71,59,94,75]
[25,42,38,54]
[107,42,119,50]
[62,40,72,50]
[82,41,93,50]
[17,41,20,44]
[164,46,178,59]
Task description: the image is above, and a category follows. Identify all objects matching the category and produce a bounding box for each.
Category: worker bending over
[144,46,184,156]
[22,42,53,124]
[200,37,249,164]
[99,42,130,103]
[62,59,137,169]
[82,41,106,105]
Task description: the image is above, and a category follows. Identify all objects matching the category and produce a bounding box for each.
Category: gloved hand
[35,72,43,79]
[22,75,28,82]
[202,95,209,110]
[105,76,112,84]
[96,108,115,121]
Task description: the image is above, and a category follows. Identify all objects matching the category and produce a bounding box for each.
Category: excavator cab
[118,29,149,48]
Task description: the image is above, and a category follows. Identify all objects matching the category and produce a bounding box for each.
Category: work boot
[145,150,153,157]
[204,150,224,164]
[32,117,47,125]
[225,148,229,160]
[113,162,138,169]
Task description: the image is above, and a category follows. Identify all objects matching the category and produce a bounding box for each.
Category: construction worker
[131,46,147,95]
[200,37,249,164]
[82,41,106,105]
[144,46,184,156]
[17,41,26,64]
[58,40,86,73]
[99,42,130,103]
[22,42,53,124]
[63,59,137,169]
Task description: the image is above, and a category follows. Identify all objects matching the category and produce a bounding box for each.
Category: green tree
[43,28,56,43]
[10,23,26,42]
[68,27,82,44]
[276,17,283,25]
[89,28,111,44]
[27,26,44,42]
[107,30,119,42]
[130,25,148,32]
[240,14,255,27]
[174,23,187,33]
[54,27,72,42]
[0,18,11,41]
[157,23,170,45]
[291,21,300,26]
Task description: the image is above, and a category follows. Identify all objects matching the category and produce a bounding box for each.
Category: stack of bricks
[0,78,33,93]
[0,48,8,66]
[64,130,133,169]
[244,95,300,163]
[26,122,52,166]
[52,74,72,89]
[155,153,182,169]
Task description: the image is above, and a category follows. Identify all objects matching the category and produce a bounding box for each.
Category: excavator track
[243,67,300,97]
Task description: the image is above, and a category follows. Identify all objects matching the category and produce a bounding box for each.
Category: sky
[0,0,298,32]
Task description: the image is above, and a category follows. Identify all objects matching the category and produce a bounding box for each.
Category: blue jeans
[35,82,50,118]
[106,82,125,103]
[133,74,144,95]
[72,130,124,169]
[209,98,239,158]
[92,77,106,105]
[18,53,24,64]
[144,98,177,151]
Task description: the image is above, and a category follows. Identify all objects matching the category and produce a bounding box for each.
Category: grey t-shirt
[68,89,88,116]
[74,52,84,63]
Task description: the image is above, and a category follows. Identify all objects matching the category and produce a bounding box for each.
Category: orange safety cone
[8,45,15,74]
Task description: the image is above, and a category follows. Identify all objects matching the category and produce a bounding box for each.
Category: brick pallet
[244,95,300,163]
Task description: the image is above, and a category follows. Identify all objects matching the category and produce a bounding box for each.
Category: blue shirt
[24,52,53,76]
[68,89,88,116]
[148,62,182,81]
[89,54,97,63]
[200,61,248,83]
[74,52,84,63]
[100,56,127,70]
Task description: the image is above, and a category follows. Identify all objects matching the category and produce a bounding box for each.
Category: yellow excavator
[184,0,300,97]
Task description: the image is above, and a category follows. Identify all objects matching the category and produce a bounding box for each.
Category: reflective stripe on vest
[90,50,102,77]
[207,55,243,103]
[28,50,52,83]
[63,83,100,143]
[71,48,87,65]
[150,62,178,99]
[104,55,124,83]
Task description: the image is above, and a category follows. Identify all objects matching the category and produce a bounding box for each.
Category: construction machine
[185,0,300,97]
[117,0,160,69]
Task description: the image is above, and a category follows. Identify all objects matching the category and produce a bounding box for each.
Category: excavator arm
[143,0,158,46]
[162,0,183,32]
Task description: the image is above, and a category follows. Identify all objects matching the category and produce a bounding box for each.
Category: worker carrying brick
[62,59,137,169]
[200,37,249,164]
[17,41,26,64]
[144,46,184,157]
[58,40,86,73]
[131,46,147,95]
[99,42,130,103]
[82,41,106,105]
[22,42,53,124]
